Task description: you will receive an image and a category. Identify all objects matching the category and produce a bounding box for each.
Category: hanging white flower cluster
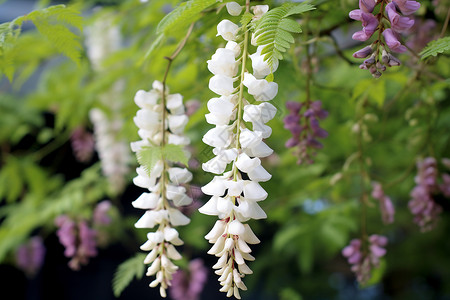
[131,81,192,298]
[199,3,278,299]
[86,15,131,194]
[90,108,131,193]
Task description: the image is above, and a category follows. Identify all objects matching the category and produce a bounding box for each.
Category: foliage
[112,253,146,297]
[420,36,450,59]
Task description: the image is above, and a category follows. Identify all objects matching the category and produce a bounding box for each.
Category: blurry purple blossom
[371,182,395,224]
[15,236,46,277]
[406,19,437,52]
[342,235,388,284]
[169,258,208,300]
[55,215,98,270]
[70,127,95,163]
[408,157,442,232]
[185,99,201,117]
[93,200,112,226]
[284,100,328,164]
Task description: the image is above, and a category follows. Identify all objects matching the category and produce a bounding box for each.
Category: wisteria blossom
[371,182,395,224]
[131,81,192,297]
[55,215,97,270]
[342,234,388,284]
[284,100,328,164]
[169,258,208,300]
[15,236,46,277]
[349,0,420,77]
[408,157,442,231]
[70,127,95,163]
[199,4,277,299]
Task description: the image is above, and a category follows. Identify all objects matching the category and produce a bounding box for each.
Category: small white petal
[243,224,261,244]
[132,192,160,209]
[225,41,241,57]
[143,247,159,264]
[208,235,226,255]
[239,128,262,149]
[209,74,235,96]
[202,125,231,148]
[146,257,161,276]
[228,219,245,235]
[252,5,269,19]
[226,2,242,16]
[217,196,233,215]
[202,177,227,196]
[238,262,253,274]
[168,114,188,134]
[243,181,267,201]
[205,220,227,241]
[168,208,190,226]
[168,133,190,145]
[166,93,184,112]
[248,165,272,182]
[168,168,192,184]
[198,196,219,216]
[166,244,182,260]
[246,140,273,158]
[134,89,159,109]
[237,238,252,253]
[134,109,160,131]
[225,180,244,197]
[216,19,239,41]
[235,153,261,173]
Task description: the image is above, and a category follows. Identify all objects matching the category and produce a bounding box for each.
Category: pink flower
[93,200,112,226]
[386,3,415,33]
[70,127,95,163]
[383,29,407,52]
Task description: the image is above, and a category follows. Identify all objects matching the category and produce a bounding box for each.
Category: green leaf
[156,0,217,35]
[112,253,146,297]
[163,144,189,166]
[420,36,450,59]
[27,5,83,64]
[137,146,163,176]
[253,2,315,69]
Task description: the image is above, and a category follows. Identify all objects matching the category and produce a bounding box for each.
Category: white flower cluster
[90,108,131,193]
[131,81,192,298]
[200,4,278,299]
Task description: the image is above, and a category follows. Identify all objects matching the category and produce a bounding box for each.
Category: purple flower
[371,182,395,224]
[342,235,388,284]
[169,258,208,300]
[353,46,374,58]
[93,200,112,226]
[284,101,328,164]
[70,127,95,163]
[440,174,450,197]
[359,0,376,13]
[15,236,46,277]
[185,99,201,116]
[55,215,98,270]
[383,29,407,53]
[408,157,443,231]
[352,13,379,41]
[386,3,415,33]
[393,0,421,15]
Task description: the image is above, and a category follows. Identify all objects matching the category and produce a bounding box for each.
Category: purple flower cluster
[284,100,328,164]
[371,182,395,224]
[408,157,443,231]
[406,19,437,52]
[169,258,208,300]
[15,236,46,277]
[350,0,420,77]
[342,234,388,284]
[55,215,98,270]
[70,127,95,163]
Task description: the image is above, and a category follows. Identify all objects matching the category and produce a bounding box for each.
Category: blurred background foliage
[0,0,449,299]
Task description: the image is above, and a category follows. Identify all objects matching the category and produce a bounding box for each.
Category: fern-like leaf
[420,36,450,59]
[156,0,217,35]
[136,146,163,176]
[27,5,83,64]
[112,253,146,297]
[253,2,315,69]
[163,144,189,166]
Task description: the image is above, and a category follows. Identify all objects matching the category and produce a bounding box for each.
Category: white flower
[168,114,188,134]
[135,90,159,108]
[166,93,185,114]
[205,96,235,125]
[202,176,227,196]
[202,125,231,148]
[207,48,239,77]
[225,41,241,57]
[249,46,279,78]
[252,5,269,19]
[239,128,262,149]
[245,140,273,158]
[209,75,235,96]
[168,168,192,184]
[166,185,193,206]
[226,2,242,16]
[134,109,160,131]
[132,192,160,209]
[243,181,267,201]
[217,19,239,41]
[243,73,278,101]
